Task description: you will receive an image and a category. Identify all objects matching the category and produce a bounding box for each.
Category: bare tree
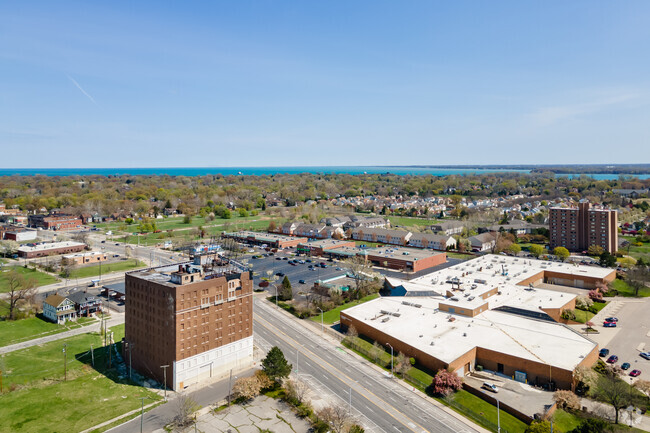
[344,255,379,299]
[232,376,262,402]
[394,352,411,376]
[72,231,90,245]
[593,374,633,424]
[5,269,37,320]
[170,394,200,430]
[317,405,352,433]
[626,265,649,297]
[285,378,309,404]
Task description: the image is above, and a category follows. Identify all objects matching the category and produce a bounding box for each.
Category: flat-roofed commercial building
[125,257,253,391]
[17,241,86,258]
[342,255,615,390]
[364,246,446,273]
[62,251,107,266]
[223,231,307,249]
[549,201,618,253]
[297,239,357,256]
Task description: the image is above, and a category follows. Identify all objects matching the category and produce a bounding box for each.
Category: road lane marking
[254,314,429,433]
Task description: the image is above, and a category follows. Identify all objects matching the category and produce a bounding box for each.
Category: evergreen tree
[262,346,292,383]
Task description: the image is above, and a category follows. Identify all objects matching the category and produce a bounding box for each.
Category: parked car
[621,362,631,370]
[605,317,619,322]
[630,370,642,377]
[282,257,288,260]
[482,382,498,393]
[603,321,617,328]
[607,355,619,364]
[258,281,269,288]
[336,267,342,271]
[599,348,610,357]
[276,272,285,277]
[101,240,106,243]
[641,352,650,360]
[276,257,282,261]
[306,259,312,263]
[299,280,306,284]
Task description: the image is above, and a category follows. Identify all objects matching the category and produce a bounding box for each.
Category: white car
[482,382,498,393]
[641,352,650,360]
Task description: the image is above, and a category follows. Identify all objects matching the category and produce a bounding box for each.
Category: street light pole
[63,343,67,381]
[161,365,169,401]
[386,343,393,376]
[497,399,501,433]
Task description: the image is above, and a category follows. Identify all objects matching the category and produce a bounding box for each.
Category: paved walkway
[580,397,650,430]
[0,313,125,355]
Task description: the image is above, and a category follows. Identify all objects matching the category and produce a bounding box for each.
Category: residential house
[67,291,102,317]
[281,222,300,235]
[293,223,327,238]
[408,233,457,251]
[468,233,496,252]
[43,294,77,324]
[429,221,465,236]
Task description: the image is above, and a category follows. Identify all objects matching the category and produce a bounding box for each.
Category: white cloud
[66,74,97,105]
[530,93,640,126]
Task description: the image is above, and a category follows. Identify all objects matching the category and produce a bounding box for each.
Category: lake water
[0,166,647,179]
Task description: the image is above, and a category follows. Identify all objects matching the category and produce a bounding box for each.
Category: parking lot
[591,297,650,382]
[246,249,348,294]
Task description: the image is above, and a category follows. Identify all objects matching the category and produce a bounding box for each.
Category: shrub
[588,289,603,301]
[430,370,462,396]
[560,309,576,321]
[575,296,593,311]
[553,390,580,411]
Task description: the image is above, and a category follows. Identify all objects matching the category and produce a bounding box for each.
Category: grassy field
[0,266,59,293]
[97,214,267,234]
[66,259,145,279]
[387,215,439,227]
[0,323,125,388]
[448,390,527,433]
[621,236,650,263]
[611,278,650,297]
[446,252,475,260]
[310,293,379,324]
[0,316,98,347]
[0,322,160,433]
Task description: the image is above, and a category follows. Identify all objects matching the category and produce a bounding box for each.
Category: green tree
[599,251,617,268]
[553,246,570,262]
[279,275,293,301]
[508,243,522,255]
[627,265,650,296]
[524,420,551,433]
[568,418,610,433]
[593,373,633,424]
[529,244,544,258]
[262,346,292,383]
[238,208,249,217]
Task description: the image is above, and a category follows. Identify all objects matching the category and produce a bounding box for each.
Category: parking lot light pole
[317,307,324,334]
[161,365,169,401]
[386,343,393,376]
[274,284,278,309]
[497,399,501,433]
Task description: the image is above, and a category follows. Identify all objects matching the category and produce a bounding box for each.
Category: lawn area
[448,390,527,433]
[387,215,439,227]
[0,316,98,347]
[310,293,379,324]
[98,214,267,234]
[552,409,581,432]
[0,266,59,293]
[573,301,607,323]
[0,323,125,388]
[66,259,145,279]
[0,362,160,433]
[621,236,650,263]
[611,278,650,297]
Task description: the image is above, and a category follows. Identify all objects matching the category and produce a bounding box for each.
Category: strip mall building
[341,255,615,390]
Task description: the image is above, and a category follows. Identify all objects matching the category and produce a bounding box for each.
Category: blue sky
[1,1,649,167]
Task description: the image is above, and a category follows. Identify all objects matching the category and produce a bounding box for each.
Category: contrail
[66,74,97,105]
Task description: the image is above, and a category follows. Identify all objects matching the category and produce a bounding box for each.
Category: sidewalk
[0,313,125,355]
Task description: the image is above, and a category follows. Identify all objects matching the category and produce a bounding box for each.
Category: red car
[607,355,618,364]
[630,370,641,377]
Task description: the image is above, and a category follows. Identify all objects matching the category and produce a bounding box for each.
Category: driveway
[464,371,554,418]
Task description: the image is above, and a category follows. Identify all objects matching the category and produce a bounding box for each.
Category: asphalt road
[253,298,481,433]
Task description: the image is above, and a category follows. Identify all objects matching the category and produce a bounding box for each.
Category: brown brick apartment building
[28,214,82,231]
[549,201,618,253]
[125,257,253,390]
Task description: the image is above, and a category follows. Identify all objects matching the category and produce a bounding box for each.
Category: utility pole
[108,331,113,368]
[317,307,324,334]
[161,365,169,401]
[90,344,94,367]
[129,343,133,380]
[228,369,233,406]
[386,343,394,376]
[63,344,67,381]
